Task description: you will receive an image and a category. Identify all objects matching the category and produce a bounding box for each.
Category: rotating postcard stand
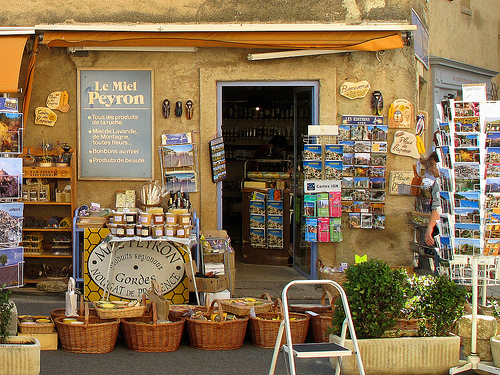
[433,100,500,374]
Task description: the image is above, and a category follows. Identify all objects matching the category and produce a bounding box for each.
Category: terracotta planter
[0,336,41,375]
[330,334,460,375]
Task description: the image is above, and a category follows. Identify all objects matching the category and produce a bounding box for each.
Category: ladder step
[283,342,352,358]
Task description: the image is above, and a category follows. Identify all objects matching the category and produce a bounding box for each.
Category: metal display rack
[433,100,500,374]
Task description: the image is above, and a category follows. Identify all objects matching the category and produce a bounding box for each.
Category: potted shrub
[0,284,40,375]
[329,260,467,375]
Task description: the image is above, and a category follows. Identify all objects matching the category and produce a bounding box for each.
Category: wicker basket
[186,299,249,350]
[169,304,207,319]
[218,293,273,316]
[19,319,55,334]
[50,295,98,321]
[54,303,120,353]
[92,300,147,320]
[122,302,185,352]
[249,299,310,348]
[316,260,347,296]
[289,291,336,314]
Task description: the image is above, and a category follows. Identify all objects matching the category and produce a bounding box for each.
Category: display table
[84,230,198,304]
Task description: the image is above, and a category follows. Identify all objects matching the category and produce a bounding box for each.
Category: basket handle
[79,294,85,316]
[260,293,273,302]
[151,301,158,325]
[141,294,148,316]
[320,291,335,306]
[84,302,90,327]
[275,298,285,320]
[209,299,225,321]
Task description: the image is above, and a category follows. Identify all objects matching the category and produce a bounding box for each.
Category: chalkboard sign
[78,69,153,180]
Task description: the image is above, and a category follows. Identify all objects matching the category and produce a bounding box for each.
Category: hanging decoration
[339,80,371,100]
[46,91,70,112]
[390,130,420,159]
[388,99,413,128]
[34,107,57,127]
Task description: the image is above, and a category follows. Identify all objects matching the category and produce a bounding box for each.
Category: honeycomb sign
[84,228,189,303]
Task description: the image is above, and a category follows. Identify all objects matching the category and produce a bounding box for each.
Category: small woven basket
[249,299,310,348]
[186,299,249,350]
[218,293,273,316]
[122,302,185,352]
[316,260,347,296]
[92,297,147,320]
[54,303,120,353]
[19,319,55,334]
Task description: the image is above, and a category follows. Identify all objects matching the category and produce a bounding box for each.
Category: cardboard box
[19,332,58,350]
[205,289,231,305]
[184,260,198,292]
[195,275,228,293]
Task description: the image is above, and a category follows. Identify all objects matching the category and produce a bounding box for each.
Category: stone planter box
[0,336,41,375]
[330,334,460,375]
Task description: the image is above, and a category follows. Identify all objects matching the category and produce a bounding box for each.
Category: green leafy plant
[417,275,468,337]
[0,254,7,267]
[329,259,408,339]
[0,283,13,344]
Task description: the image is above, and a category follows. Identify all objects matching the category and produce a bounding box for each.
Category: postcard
[370,166,386,178]
[367,125,388,141]
[353,177,369,189]
[0,203,23,246]
[162,144,194,168]
[361,213,373,229]
[373,214,385,229]
[303,160,323,179]
[343,153,355,165]
[303,144,322,160]
[349,213,361,229]
[354,153,371,165]
[339,141,355,153]
[370,190,386,202]
[371,154,387,166]
[0,247,23,287]
[371,142,388,153]
[354,141,371,153]
[338,125,351,141]
[324,144,343,161]
[0,158,22,199]
[324,161,343,180]
[0,112,23,154]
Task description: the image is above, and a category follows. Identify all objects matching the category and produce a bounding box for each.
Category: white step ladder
[268,279,365,375]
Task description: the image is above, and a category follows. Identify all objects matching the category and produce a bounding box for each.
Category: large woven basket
[307,291,335,343]
[186,299,249,350]
[218,293,273,316]
[289,291,336,314]
[54,303,120,353]
[122,302,185,352]
[249,299,310,348]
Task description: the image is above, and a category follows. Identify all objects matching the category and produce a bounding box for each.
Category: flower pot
[491,335,500,367]
[330,334,460,375]
[0,336,41,375]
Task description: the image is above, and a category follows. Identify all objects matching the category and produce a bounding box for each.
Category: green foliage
[417,275,468,337]
[328,260,468,339]
[0,283,13,344]
[0,254,7,267]
[330,259,408,339]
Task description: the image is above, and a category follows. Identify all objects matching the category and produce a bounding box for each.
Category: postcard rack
[158,133,199,194]
[436,100,500,374]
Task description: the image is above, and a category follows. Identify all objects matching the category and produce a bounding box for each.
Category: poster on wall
[0,202,24,246]
[78,69,153,180]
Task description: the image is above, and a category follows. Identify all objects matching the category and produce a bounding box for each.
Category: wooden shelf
[23,228,72,232]
[24,253,72,258]
[22,201,72,206]
[24,277,69,284]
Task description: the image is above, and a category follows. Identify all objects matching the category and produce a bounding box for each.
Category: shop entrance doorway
[216,81,318,277]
